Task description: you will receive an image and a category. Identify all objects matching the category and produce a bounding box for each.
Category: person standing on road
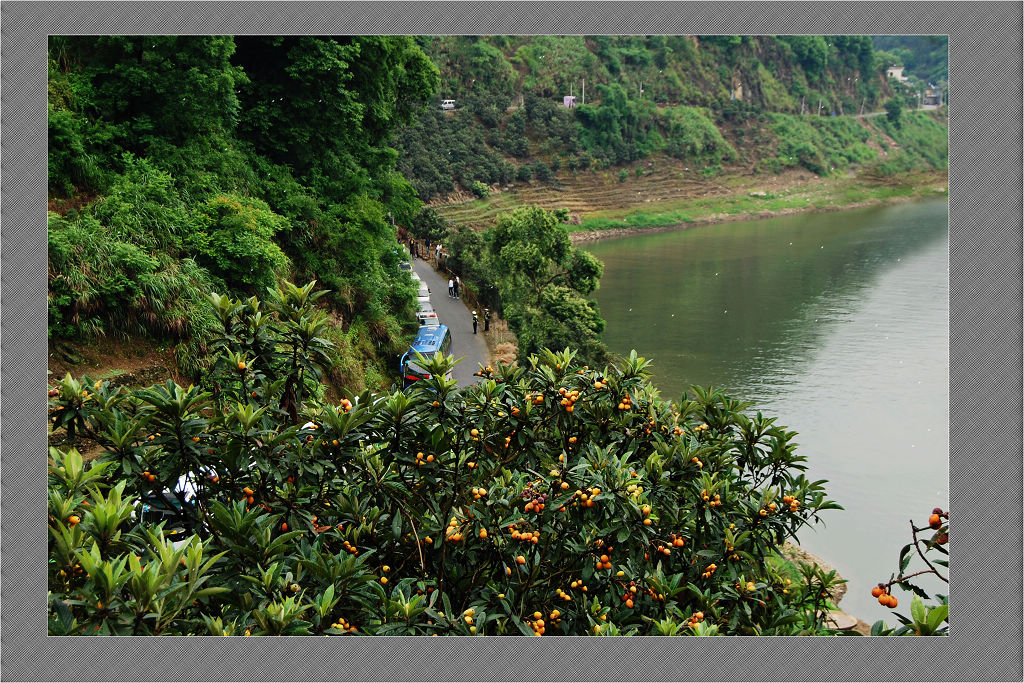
[472,311,479,334]
[484,308,491,332]
[448,278,454,298]
[454,276,461,299]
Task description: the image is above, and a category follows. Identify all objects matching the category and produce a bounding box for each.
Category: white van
[440,99,456,110]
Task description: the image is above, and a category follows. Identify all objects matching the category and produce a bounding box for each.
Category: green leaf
[926,604,948,631]
[898,543,913,573]
[910,594,926,625]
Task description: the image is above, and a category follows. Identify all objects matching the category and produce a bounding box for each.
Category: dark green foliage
[488,207,607,364]
[871,36,948,85]
[885,98,903,128]
[409,207,449,243]
[47,328,852,636]
[393,35,900,200]
[195,195,290,294]
[48,35,440,388]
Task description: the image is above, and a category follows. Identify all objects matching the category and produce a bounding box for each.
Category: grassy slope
[434,156,947,236]
[433,110,948,236]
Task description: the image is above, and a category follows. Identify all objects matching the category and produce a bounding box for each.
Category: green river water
[583,198,949,625]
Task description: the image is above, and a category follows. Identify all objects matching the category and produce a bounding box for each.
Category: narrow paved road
[411,256,489,386]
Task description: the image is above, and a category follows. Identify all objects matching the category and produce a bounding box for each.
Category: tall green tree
[487,206,606,363]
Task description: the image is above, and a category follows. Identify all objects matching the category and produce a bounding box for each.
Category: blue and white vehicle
[400,325,452,388]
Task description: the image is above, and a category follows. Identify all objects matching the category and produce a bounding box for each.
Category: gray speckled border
[3,2,1022,681]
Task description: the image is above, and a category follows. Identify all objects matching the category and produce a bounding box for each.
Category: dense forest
[48,35,947,389]
[48,36,438,389]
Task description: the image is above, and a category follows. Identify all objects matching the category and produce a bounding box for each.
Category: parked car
[417,302,440,327]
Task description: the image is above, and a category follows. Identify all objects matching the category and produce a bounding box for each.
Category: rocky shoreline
[781,542,873,635]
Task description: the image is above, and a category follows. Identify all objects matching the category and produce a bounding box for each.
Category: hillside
[47,36,439,390]
[46,35,947,388]
[393,36,923,203]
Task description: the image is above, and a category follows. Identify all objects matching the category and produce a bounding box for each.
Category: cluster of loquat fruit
[520,480,548,513]
[572,486,600,508]
[327,616,357,633]
[558,386,580,412]
[871,584,899,608]
[472,365,496,379]
[700,489,722,506]
[445,516,465,542]
[701,562,718,579]
[509,523,540,545]
[616,393,633,411]
[527,610,548,635]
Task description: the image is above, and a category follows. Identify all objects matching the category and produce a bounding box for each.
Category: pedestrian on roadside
[448,278,454,298]
[484,308,491,332]
[472,311,479,334]
[454,276,461,299]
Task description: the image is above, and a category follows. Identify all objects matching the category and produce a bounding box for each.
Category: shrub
[470,181,490,198]
[49,295,847,635]
[195,195,291,294]
[532,162,553,181]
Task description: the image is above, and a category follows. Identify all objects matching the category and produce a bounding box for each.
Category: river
[583,199,949,625]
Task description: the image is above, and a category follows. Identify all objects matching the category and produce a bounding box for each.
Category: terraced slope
[434,157,814,230]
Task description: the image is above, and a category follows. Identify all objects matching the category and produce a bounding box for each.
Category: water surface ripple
[584,199,949,624]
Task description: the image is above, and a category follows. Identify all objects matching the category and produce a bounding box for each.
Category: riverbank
[778,542,872,635]
[432,155,947,246]
[569,169,947,243]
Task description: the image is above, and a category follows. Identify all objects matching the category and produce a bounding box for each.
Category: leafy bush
[47,212,220,374]
[470,181,490,199]
[195,195,290,294]
[49,285,854,635]
[661,106,737,165]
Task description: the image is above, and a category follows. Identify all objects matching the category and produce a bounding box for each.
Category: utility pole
[817,98,823,116]
[800,96,805,115]
[859,97,866,116]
